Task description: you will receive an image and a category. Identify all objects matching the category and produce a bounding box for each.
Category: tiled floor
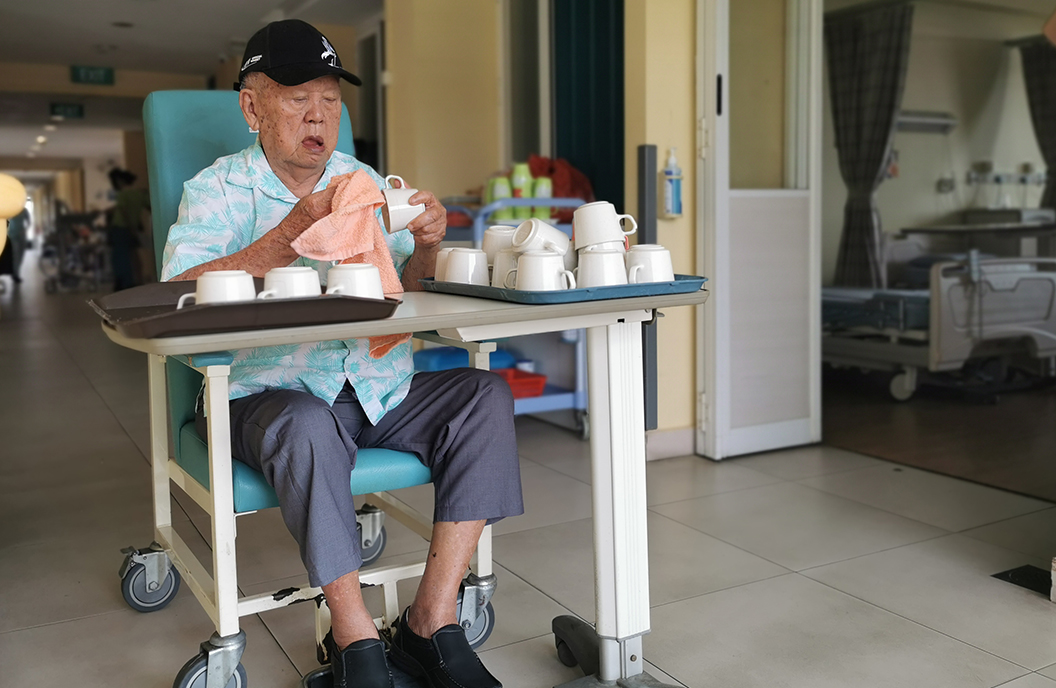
[2,270,1056,687]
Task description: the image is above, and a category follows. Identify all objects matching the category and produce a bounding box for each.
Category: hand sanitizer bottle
[662,147,683,218]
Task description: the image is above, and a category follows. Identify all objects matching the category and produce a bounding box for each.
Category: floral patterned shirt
[161,141,416,424]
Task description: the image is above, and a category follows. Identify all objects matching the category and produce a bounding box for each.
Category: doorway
[696,0,824,459]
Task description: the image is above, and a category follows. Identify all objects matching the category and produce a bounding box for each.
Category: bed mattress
[822,287,930,331]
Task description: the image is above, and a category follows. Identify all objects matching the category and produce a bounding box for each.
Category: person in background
[1046,5,1056,45]
[109,168,152,286]
[2,207,29,285]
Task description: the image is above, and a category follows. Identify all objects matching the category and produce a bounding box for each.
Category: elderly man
[161,20,521,688]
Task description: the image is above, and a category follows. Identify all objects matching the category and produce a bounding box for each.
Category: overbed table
[102,288,708,687]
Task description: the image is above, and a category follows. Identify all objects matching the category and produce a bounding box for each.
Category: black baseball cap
[235,19,362,91]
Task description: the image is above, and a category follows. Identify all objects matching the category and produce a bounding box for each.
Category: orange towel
[291,170,411,359]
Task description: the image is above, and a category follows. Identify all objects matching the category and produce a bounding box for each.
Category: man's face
[241,74,342,174]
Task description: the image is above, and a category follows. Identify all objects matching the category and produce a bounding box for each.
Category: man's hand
[292,185,338,228]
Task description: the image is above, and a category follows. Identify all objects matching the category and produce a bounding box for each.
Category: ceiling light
[30,144,42,152]
[43,125,57,132]
[50,115,64,122]
[26,152,36,158]
[36,135,47,144]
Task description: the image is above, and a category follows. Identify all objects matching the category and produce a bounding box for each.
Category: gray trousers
[197,368,524,587]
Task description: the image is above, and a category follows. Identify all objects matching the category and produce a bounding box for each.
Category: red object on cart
[494,368,547,399]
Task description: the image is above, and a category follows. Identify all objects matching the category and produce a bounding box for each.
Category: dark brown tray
[88,280,400,339]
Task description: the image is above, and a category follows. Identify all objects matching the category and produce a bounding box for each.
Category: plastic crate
[494,368,547,399]
[414,347,516,372]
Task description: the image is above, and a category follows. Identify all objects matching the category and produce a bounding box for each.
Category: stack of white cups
[573,201,674,288]
[432,201,675,292]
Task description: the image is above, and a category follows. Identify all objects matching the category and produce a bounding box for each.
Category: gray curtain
[1020,38,1056,211]
[826,3,914,288]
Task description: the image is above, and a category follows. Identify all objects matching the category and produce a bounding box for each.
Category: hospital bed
[822,253,1056,400]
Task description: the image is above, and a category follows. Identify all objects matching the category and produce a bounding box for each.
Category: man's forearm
[401,247,440,292]
[171,212,311,281]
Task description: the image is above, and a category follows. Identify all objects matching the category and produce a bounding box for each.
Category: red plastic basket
[494,368,547,399]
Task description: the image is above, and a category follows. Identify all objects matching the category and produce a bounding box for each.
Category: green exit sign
[70,65,114,85]
[50,103,84,120]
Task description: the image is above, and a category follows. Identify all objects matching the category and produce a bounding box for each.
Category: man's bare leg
[406,519,487,638]
[323,570,381,649]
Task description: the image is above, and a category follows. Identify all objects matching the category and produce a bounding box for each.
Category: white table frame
[103,289,708,685]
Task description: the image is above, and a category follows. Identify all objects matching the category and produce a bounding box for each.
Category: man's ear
[239,88,260,133]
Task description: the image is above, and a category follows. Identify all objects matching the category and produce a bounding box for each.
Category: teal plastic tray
[419,274,706,304]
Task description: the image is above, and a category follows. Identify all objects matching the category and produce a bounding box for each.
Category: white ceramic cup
[445,247,489,286]
[257,266,322,300]
[382,174,425,233]
[176,270,256,309]
[575,249,628,288]
[326,263,385,299]
[433,247,456,282]
[491,248,519,288]
[511,218,571,257]
[507,250,576,291]
[626,244,675,283]
[572,201,637,251]
[482,225,518,266]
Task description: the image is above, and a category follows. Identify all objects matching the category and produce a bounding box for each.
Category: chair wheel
[121,561,180,612]
[555,638,578,667]
[173,653,247,688]
[358,524,387,567]
[455,597,495,649]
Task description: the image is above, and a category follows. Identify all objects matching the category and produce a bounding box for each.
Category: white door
[696,0,823,459]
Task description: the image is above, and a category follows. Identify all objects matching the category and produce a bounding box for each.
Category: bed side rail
[930,258,1056,370]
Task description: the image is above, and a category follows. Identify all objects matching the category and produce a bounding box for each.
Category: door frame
[695,0,823,459]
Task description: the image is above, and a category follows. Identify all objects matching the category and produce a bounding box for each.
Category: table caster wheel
[555,638,577,667]
[576,410,590,441]
[455,594,495,649]
[173,653,247,688]
[357,523,387,567]
[121,561,180,612]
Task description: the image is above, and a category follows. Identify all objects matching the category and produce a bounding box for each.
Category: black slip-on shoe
[325,630,394,688]
[389,609,501,688]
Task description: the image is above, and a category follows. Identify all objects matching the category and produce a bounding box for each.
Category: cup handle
[327,285,346,295]
[384,174,406,189]
[257,289,277,300]
[503,269,517,290]
[628,264,643,284]
[619,214,639,236]
[563,270,577,290]
[176,293,196,309]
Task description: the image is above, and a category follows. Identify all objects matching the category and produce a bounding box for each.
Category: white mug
[575,249,628,288]
[434,247,456,282]
[580,239,627,254]
[176,270,256,309]
[482,225,518,266]
[257,266,322,300]
[382,174,425,233]
[572,201,637,251]
[445,248,489,286]
[627,244,675,284]
[326,263,385,299]
[507,250,576,291]
[492,248,519,289]
[511,218,571,257]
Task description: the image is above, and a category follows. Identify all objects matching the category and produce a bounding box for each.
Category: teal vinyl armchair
[124,90,497,688]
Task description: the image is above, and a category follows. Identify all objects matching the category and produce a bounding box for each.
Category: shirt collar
[226,139,341,203]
